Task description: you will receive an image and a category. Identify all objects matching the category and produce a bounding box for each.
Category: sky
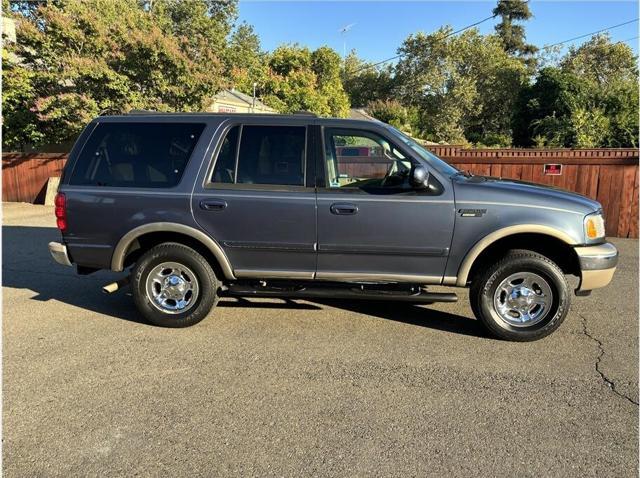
[237,1,639,63]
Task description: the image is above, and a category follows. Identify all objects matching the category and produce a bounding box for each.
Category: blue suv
[48,113,618,341]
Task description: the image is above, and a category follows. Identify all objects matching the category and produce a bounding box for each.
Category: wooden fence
[3,153,68,204]
[2,148,638,237]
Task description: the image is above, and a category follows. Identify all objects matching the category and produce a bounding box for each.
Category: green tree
[513,35,639,147]
[261,45,349,117]
[512,67,587,146]
[311,46,350,117]
[395,27,528,145]
[561,34,638,147]
[492,0,538,68]
[560,33,638,85]
[366,99,417,134]
[342,51,395,107]
[150,0,237,54]
[224,22,268,94]
[2,0,232,150]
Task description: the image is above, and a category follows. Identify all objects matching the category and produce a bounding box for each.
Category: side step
[223,283,457,304]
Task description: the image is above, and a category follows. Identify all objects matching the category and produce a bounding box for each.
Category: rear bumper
[574,242,618,292]
[48,241,72,267]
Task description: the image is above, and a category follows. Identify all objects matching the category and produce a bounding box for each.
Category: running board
[223,284,457,303]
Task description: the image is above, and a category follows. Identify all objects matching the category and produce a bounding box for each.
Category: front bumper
[48,241,72,267]
[574,242,618,292]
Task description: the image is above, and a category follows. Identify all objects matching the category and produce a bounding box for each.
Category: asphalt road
[3,203,638,477]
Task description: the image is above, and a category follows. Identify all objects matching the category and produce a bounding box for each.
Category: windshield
[384,126,460,176]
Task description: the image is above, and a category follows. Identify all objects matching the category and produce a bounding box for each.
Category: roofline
[225,89,271,109]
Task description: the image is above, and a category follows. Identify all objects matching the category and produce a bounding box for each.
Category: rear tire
[470,249,570,341]
[132,242,219,327]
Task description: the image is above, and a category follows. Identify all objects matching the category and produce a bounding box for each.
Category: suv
[49,113,618,341]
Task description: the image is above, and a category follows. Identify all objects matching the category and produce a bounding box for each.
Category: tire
[132,242,219,327]
[469,249,571,341]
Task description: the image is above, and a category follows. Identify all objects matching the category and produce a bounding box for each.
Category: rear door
[315,125,455,283]
[192,119,317,279]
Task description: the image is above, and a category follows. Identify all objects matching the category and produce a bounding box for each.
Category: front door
[192,122,317,279]
[315,127,455,283]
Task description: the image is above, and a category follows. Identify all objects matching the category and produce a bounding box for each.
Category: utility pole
[252,82,257,112]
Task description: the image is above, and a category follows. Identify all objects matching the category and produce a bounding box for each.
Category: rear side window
[211,126,239,184]
[69,122,205,188]
[210,125,306,187]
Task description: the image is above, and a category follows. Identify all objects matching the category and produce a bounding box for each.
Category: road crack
[579,312,639,406]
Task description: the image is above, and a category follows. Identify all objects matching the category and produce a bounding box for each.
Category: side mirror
[410,165,429,189]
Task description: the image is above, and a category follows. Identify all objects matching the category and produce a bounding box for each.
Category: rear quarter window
[69,122,205,188]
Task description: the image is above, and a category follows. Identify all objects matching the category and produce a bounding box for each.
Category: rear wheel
[470,249,570,341]
[132,242,219,327]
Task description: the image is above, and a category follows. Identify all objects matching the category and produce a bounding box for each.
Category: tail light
[54,193,67,232]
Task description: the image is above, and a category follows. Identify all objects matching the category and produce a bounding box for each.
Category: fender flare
[452,224,578,287]
[110,222,236,280]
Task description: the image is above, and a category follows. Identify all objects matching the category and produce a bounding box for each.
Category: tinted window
[211,126,239,184]
[236,126,305,186]
[70,122,205,188]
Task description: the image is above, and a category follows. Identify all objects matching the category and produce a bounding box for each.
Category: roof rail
[128,109,161,115]
[293,110,317,117]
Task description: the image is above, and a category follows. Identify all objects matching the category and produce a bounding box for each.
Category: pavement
[3,202,638,477]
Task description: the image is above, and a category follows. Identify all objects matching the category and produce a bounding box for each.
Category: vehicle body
[49,113,618,341]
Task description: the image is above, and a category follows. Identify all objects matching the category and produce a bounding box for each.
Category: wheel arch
[111,223,235,280]
[454,225,580,287]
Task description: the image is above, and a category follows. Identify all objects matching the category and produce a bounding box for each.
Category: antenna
[339,23,355,35]
[339,23,356,67]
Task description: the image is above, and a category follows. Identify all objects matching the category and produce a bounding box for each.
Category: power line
[615,35,639,45]
[350,12,499,75]
[393,26,639,97]
[544,19,639,49]
[349,0,541,75]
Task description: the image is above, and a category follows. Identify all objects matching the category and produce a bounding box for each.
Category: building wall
[207,100,275,114]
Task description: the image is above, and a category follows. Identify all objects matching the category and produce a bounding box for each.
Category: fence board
[617,165,637,237]
[2,154,67,203]
[629,170,639,239]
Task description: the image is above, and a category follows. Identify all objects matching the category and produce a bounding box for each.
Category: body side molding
[111,222,236,280]
[454,224,578,287]
[315,271,442,284]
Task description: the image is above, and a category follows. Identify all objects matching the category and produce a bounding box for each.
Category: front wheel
[470,250,571,341]
[132,242,219,327]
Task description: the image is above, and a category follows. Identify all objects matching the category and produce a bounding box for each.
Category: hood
[453,174,601,216]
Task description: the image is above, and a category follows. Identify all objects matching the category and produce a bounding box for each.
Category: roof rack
[292,110,317,117]
[128,109,162,115]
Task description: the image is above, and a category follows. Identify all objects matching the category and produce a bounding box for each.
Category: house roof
[213,88,273,110]
[348,108,377,121]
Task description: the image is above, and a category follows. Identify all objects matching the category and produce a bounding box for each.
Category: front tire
[132,243,219,327]
[470,249,571,341]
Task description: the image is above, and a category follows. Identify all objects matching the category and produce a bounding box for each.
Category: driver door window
[324,128,413,191]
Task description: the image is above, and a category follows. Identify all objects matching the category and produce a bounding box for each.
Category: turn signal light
[54,192,67,231]
[584,214,605,240]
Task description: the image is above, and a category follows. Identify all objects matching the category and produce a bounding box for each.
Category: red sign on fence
[544,163,562,176]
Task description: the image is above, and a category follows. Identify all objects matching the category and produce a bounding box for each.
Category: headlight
[584,212,605,241]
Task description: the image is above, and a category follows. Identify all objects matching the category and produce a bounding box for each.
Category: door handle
[199,199,227,211]
[330,203,358,215]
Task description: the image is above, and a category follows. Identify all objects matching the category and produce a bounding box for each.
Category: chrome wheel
[493,272,553,328]
[145,262,199,314]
